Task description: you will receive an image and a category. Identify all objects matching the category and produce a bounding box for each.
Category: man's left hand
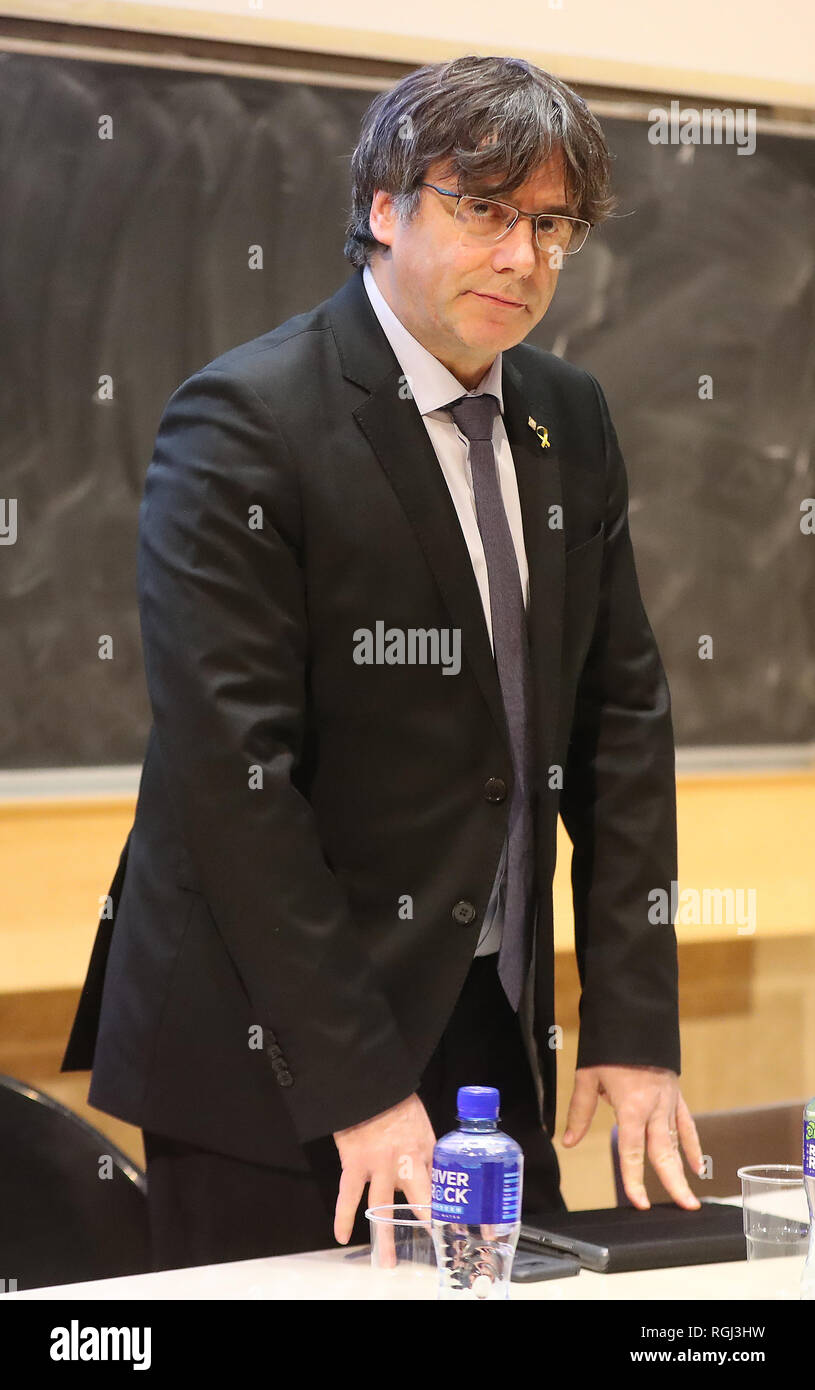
[561,1065,704,1209]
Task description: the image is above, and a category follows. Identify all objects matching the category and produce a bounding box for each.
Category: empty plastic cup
[365,1203,436,1290]
[738,1164,809,1260]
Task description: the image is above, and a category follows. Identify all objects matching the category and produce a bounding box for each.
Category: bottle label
[804,1118,815,1178]
[431,1158,521,1224]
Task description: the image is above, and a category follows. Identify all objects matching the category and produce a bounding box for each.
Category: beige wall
[3,0,815,106]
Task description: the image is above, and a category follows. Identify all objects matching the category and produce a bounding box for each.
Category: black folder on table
[519,1200,746,1273]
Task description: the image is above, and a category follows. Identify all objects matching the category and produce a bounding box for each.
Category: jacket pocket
[564,520,604,562]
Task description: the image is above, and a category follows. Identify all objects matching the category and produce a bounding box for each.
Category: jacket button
[452,900,477,925]
[277,1069,294,1087]
[484,777,507,803]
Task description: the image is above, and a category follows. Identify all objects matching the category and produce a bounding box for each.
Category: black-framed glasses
[420,182,591,256]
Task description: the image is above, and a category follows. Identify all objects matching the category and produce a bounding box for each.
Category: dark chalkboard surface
[1,50,813,767]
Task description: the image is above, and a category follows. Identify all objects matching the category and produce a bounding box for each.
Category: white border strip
[675,743,815,775]
[0,745,813,800]
[0,766,143,800]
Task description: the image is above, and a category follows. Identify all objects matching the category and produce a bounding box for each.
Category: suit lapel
[354,364,509,750]
[327,270,565,774]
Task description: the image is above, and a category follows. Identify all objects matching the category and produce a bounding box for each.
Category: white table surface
[2,1194,809,1302]
[0,1244,807,1301]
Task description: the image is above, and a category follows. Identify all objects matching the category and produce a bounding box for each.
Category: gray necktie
[446,392,535,1010]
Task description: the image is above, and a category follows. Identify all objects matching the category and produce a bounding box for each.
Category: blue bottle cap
[457,1085,500,1119]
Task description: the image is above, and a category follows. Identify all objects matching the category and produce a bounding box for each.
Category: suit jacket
[61,266,681,1170]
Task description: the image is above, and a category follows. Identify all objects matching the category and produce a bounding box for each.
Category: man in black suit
[62,54,703,1270]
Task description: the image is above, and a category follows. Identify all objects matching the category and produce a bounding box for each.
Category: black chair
[610,1099,806,1205]
[0,1073,151,1291]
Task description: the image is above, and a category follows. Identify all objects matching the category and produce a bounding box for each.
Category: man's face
[367,151,571,388]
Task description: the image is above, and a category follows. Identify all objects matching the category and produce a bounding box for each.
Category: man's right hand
[332,1092,435,1246]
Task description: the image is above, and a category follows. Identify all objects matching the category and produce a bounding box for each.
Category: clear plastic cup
[365,1203,436,1288]
[737,1164,810,1259]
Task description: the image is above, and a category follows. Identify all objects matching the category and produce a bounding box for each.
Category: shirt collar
[362,263,504,417]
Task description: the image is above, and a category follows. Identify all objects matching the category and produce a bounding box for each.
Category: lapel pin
[527,415,550,448]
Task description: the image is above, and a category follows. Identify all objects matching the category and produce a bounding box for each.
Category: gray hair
[344,54,617,268]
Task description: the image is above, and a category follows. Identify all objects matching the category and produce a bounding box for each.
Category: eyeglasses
[419,182,591,256]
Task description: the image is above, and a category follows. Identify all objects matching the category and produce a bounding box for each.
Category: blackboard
[1,49,813,767]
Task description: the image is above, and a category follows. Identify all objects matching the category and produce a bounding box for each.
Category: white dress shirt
[362,263,531,956]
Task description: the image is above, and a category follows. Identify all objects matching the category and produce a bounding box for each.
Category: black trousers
[143,952,566,1272]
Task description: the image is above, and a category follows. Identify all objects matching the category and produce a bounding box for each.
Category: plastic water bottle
[802,1096,815,1300]
[430,1085,523,1300]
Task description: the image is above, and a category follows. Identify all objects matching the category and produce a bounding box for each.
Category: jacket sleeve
[137,365,421,1142]
[559,371,681,1075]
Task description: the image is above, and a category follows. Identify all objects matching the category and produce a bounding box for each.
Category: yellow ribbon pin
[527,415,550,448]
